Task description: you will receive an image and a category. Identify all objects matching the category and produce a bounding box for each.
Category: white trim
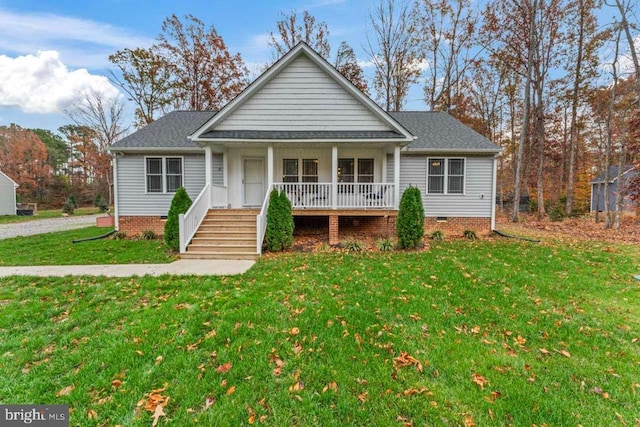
[0,169,18,187]
[426,157,466,196]
[267,145,274,187]
[205,145,212,188]
[113,155,119,230]
[394,145,401,209]
[491,157,497,230]
[332,146,338,209]
[189,43,414,143]
[143,156,185,194]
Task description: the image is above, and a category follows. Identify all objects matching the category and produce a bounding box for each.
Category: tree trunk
[613,0,640,99]
[512,0,537,222]
[566,0,586,216]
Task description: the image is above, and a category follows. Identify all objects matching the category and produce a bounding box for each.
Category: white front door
[243,158,264,206]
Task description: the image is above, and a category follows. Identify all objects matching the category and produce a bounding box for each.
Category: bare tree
[108,47,176,128]
[334,41,369,94]
[364,0,422,111]
[268,10,330,60]
[413,0,479,111]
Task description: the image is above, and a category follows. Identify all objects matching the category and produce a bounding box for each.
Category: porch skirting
[119,216,166,237]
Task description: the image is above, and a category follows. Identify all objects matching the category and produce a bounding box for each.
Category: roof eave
[403,147,503,155]
[108,146,204,154]
[191,137,413,145]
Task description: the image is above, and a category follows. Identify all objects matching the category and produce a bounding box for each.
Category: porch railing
[179,183,211,253]
[274,182,395,209]
[256,184,274,254]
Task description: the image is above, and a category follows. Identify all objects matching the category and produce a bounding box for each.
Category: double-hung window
[146,157,183,193]
[428,158,464,194]
[282,158,318,182]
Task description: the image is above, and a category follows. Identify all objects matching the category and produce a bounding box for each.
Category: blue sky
[0,0,400,133]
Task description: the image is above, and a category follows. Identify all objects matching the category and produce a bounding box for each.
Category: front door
[243,158,264,206]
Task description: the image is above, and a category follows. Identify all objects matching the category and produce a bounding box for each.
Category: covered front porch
[179,143,403,254]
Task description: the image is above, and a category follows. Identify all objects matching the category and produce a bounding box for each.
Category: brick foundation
[118,216,166,237]
[299,214,491,244]
[423,217,491,236]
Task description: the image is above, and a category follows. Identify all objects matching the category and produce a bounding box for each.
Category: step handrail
[256,184,273,255]
[179,183,211,253]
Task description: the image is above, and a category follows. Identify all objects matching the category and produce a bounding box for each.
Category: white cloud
[0,8,154,68]
[0,51,120,114]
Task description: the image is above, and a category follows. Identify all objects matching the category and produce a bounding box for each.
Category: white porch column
[491,156,498,230]
[394,145,401,208]
[267,144,274,188]
[222,150,228,187]
[205,145,212,187]
[332,146,338,209]
[381,151,387,183]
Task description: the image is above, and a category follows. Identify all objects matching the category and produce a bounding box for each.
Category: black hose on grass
[72,229,116,243]
[492,229,540,243]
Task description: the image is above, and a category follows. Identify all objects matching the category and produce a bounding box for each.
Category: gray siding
[388,154,494,217]
[117,154,205,216]
[591,182,636,212]
[0,173,16,215]
[217,55,392,132]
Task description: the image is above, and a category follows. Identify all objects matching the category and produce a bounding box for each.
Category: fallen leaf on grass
[539,348,551,356]
[463,414,475,426]
[471,373,489,390]
[555,349,571,358]
[226,386,236,396]
[357,391,369,403]
[216,362,233,374]
[87,409,97,420]
[292,342,303,354]
[322,382,338,393]
[289,382,304,393]
[56,385,74,397]
[289,327,300,336]
[393,352,424,372]
[111,379,122,389]
[204,396,215,410]
[151,404,165,427]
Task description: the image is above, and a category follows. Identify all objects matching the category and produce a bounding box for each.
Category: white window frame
[282,158,319,183]
[144,156,184,194]
[338,157,376,183]
[427,157,466,195]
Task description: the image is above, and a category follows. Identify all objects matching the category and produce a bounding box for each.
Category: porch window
[357,159,374,183]
[337,158,354,183]
[302,159,318,183]
[283,159,299,182]
[428,158,465,194]
[145,157,183,193]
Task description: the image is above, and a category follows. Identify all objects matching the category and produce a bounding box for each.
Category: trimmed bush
[94,194,109,212]
[265,190,294,252]
[164,187,193,251]
[396,186,425,249]
[343,239,364,252]
[62,196,76,215]
[549,204,565,222]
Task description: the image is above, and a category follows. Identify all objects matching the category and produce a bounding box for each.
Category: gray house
[0,169,18,216]
[591,165,637,214]
[109,43,501,259]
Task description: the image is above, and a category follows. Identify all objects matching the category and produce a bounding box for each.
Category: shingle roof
[592,165,636,184]
[389,111,501,152]
[109,110,501,154]
[200,130,405,140]
[110,111,216,150]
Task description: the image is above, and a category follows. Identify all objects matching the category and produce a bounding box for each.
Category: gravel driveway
[0,215,102,240]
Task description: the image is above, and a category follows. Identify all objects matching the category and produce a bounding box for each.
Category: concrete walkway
[0,214,102,240]
[0,259,255,277]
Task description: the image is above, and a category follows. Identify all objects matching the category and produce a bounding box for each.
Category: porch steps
[181,209,260,260]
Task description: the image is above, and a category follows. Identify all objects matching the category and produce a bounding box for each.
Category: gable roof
[109,111,215,152]
[391,111,501,153]
[591,165,636,184]
[190,43,414,144]
[0,169,18,187]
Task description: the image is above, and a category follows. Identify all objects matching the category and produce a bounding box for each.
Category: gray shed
[0,170,18,215]
[590,165,637,213]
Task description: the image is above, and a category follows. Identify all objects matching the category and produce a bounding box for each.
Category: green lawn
[0,227,176,265]
[0,240,638,426]
[0,207,100,224]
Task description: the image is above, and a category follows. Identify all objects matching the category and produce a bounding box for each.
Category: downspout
[491,155,498,230]
[112,153,120,230]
